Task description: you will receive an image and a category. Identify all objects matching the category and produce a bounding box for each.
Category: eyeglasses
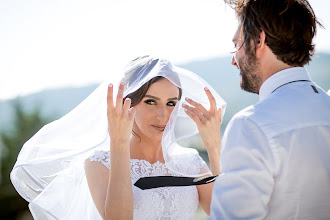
[231,38,245,54]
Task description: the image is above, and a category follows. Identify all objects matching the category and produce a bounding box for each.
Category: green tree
[0,99,52,219]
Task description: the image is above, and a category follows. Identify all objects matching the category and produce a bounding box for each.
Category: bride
[11,55,226,219]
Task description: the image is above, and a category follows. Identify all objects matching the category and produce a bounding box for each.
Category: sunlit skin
[231,25,262,94]
[231,25,244,69]
[231,23,292,93]
[129,78,180,163]
[182,86,223,215]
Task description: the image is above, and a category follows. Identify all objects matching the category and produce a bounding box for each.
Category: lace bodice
[88,150,205,220]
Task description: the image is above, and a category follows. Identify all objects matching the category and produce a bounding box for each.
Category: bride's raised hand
[182,87,222,159]
[107,82,136,147]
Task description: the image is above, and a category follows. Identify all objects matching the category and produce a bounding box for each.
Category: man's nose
[231,55,238,67]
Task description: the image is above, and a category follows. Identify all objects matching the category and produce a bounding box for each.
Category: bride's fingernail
[120,81,125,86]
[108,83,113,87]
[204,87,209,91]
[185,97,190,101]
[182,103,186,107]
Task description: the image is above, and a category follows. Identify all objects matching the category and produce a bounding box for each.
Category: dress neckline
[102,150,165,166]
[130,158,165,166]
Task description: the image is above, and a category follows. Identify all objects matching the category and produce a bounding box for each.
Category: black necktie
[134,175,218,190]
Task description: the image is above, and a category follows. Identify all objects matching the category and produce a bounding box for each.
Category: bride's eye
[167,101,176,107]
[144,99,156,105]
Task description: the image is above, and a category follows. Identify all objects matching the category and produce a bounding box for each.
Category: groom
[209,0,330,219]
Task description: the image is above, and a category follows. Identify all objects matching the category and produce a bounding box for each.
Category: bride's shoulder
[88,150,110,161]
[85,150,110,170]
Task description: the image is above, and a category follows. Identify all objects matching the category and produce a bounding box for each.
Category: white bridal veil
[10,55,226,219]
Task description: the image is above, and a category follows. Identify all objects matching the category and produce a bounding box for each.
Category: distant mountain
[1,53,329,135]
[0,85,99,132]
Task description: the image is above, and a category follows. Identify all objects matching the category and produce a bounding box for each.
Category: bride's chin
[136,130,162,142]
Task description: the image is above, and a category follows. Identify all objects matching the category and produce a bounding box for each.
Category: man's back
[253,69,330,219]
[210,67,330,219]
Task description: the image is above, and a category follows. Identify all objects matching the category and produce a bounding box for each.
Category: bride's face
[133,78,180,141]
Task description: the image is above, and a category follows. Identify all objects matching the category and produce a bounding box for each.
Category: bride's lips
[151,124,166,132]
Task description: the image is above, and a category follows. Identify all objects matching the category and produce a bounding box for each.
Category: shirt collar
[259,67,311,101]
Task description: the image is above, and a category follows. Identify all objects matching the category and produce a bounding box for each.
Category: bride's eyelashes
[167,101,176,106]
[144,99,156,105]
[144,99,177,107]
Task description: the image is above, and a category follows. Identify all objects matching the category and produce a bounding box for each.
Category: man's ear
[256,30,266,58]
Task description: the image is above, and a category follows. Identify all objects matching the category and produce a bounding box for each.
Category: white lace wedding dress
[88,150,207,220]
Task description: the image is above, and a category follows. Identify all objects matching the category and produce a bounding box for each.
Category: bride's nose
[156,105,168,121]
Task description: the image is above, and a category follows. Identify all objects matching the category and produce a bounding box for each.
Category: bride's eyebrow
[144,95,179,101]
[144,95,160,100]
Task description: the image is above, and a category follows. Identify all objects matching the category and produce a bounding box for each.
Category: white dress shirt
[209,67,330,220]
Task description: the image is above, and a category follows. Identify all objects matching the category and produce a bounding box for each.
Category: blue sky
[1,0,329,100]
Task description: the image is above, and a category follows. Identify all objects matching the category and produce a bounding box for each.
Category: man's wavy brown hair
[225,0,324,66]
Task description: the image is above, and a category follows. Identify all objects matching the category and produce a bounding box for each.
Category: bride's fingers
[217,108,222,123]
[183,104,206,123]
[122,98,131,116]
[185,97,209,118]
[204,87,217,112]
[183,107,202,126]
[107,83,114,110]
[116,82,125,113]
[128,107,136,121]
